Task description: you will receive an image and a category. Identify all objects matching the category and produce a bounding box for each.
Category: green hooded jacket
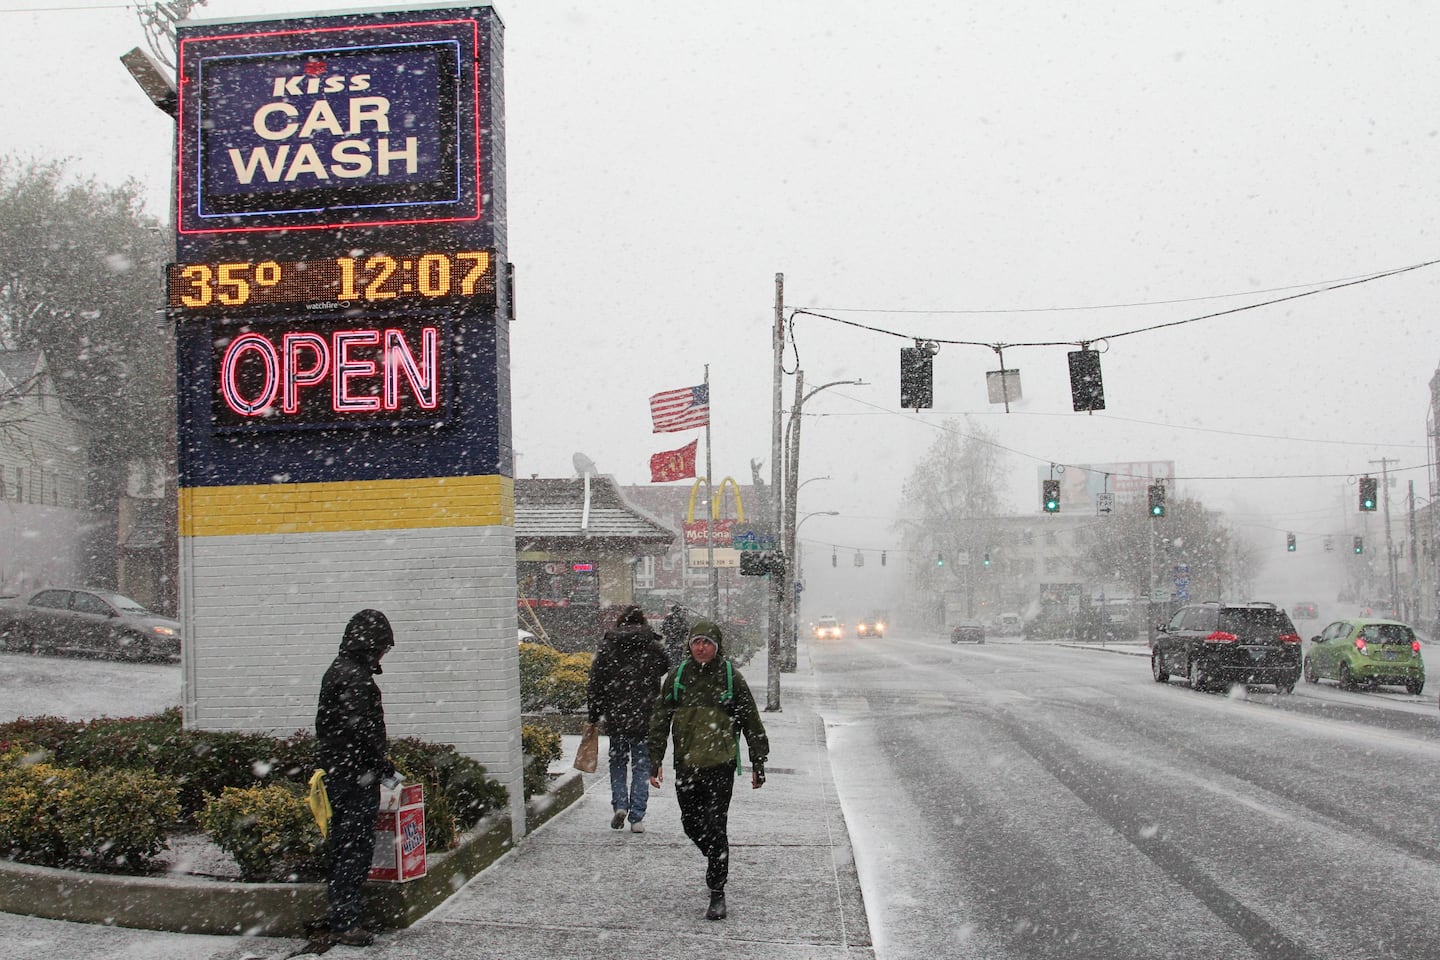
[647,619,769,772]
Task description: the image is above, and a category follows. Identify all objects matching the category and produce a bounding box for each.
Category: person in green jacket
[648,619,768,921]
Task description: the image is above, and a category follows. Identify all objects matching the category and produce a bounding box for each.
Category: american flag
[649,384,710,433]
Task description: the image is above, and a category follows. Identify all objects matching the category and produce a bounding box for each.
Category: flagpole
[703,364,718,619]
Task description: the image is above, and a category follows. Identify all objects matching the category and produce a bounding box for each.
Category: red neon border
[176,17,486,235]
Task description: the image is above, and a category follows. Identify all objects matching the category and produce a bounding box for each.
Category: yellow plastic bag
[306,768,333,838]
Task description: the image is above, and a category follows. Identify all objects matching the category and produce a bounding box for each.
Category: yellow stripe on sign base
[179,476,514,537]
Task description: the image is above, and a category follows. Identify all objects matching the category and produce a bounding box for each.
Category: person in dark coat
[648,618,768,921]
[315,609,397,947]
[660,602,690,667]
[587,604,670,832]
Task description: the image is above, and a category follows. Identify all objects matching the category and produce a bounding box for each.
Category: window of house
[634,556,656,589]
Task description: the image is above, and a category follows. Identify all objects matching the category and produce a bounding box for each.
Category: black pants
[675,763,736,891]
[326,771,380,932]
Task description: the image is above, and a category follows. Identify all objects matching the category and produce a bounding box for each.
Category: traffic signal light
[936,553,945,567]
[832,549,837,567]
[1147,483,1166,517]
[1359,476,1377,512]
[1286,532,1296,552]
[983,552,991,567]
[900,346,934,410]
[881,550,887,566]
[1354,536,1364,554]
[1042,479,1060,513]
[1067,349,1105,412]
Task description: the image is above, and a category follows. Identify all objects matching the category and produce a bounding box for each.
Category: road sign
[1096,492,1115,515]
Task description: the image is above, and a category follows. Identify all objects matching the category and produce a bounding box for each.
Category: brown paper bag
[573,722,599,773]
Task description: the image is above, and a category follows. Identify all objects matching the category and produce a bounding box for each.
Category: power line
[792,256,1440,349]
[805,267,1402,316]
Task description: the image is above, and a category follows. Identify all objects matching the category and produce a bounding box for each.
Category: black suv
[1151,601,1302,693]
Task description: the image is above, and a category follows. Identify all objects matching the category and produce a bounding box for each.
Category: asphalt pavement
[0,660,875,960]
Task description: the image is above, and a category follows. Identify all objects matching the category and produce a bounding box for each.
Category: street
[796,632,1440,960]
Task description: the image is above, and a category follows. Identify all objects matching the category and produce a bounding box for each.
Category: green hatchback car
[1303,618,1425,694]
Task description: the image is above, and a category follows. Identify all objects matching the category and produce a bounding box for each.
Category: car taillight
[1278,632,1302,644]
[1414,640,1422,653]
[1355,638,1367,654]
[1204,631,1239,643]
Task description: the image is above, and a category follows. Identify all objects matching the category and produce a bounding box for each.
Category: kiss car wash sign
[169,5,528,841]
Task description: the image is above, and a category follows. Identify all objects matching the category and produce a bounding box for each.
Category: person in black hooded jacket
[315,608,396,947]
[587,605,669,832]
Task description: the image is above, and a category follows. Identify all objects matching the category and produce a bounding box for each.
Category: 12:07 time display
[167,251,495,311]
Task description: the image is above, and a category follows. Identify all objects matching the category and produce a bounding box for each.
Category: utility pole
[766,273,784,711]
[1372,458,1399,609]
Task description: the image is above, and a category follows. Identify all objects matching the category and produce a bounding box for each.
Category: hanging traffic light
[1147,483,1166,518]
[831,548,837,567]
[1066,349,1105,412]
[1354,536,1364,554]
[1359,476,1377,512]
[1042,479,1060,513]
[900,346,934,410]
[1286,532,1296,552]
[936,553,945,567]
[881,550,887,566]
[983,552,991,567]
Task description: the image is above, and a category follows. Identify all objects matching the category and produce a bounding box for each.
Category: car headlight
[151,626,177,637]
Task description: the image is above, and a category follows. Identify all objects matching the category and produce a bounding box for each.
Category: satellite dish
[573,452,598,477]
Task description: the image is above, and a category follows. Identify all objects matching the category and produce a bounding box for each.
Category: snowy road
[801,633,1440,960]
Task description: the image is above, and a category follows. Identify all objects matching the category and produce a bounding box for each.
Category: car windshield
[1217,608,1296,640]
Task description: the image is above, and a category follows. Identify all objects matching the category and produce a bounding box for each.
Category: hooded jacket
[587,623,670,737]
[647,620,769,772]
[316,609,396,781]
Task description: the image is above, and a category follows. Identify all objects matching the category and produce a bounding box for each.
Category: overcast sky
[5,0,1438,616]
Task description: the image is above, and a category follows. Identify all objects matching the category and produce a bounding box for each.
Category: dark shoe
[706,890,727,921]
[331,926,375,947]
[610,810,627,829]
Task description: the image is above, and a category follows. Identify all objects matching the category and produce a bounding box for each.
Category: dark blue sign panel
[176,9,490,239]
[197,43,460,217]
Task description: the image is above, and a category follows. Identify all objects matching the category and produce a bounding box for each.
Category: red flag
[649,439,698,483]
[649,384,709,433]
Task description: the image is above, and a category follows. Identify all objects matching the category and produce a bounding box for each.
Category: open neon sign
[212,316,447,429]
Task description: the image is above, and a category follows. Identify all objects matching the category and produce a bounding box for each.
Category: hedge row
[0,709,563,880]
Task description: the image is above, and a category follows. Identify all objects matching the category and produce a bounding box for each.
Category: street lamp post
[791,509,838,654]
[782,372,865,671]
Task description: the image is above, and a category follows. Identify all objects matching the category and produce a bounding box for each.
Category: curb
[0,770,585,937]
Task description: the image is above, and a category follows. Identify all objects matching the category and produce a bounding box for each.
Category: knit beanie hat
[688,619,723,646]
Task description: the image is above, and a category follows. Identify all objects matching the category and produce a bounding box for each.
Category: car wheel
[120,632,152,661]
[1151,650,1169,683]
[1188,656,1209,692]
[1338,662,1355,691]
[1406,678,1425,696]
[1275,677,1295,694]
[1302,656,1317,684]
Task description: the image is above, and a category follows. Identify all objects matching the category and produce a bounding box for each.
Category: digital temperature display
[167,250,495,311]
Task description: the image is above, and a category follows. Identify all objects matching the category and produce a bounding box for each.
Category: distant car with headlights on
[1303,618,1425,694]
[0,587,181,661]
[813,616,843,640]
[855,613,887,638]
[950,619,986,644]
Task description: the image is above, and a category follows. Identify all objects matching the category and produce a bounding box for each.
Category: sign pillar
[171,6,523,837]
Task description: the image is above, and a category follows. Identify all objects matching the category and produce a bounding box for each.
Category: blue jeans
[608,734,651,822]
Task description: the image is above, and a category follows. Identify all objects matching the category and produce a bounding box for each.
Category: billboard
[175,9,491,238]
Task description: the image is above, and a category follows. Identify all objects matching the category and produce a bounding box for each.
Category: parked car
[1303,618,1424,694]
[813,616,843,640]
[1150,600,1301,693]
[1291,601,1319,621]
[855,613,887,638]
[0,587,181,661]
[950,619,986,644]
